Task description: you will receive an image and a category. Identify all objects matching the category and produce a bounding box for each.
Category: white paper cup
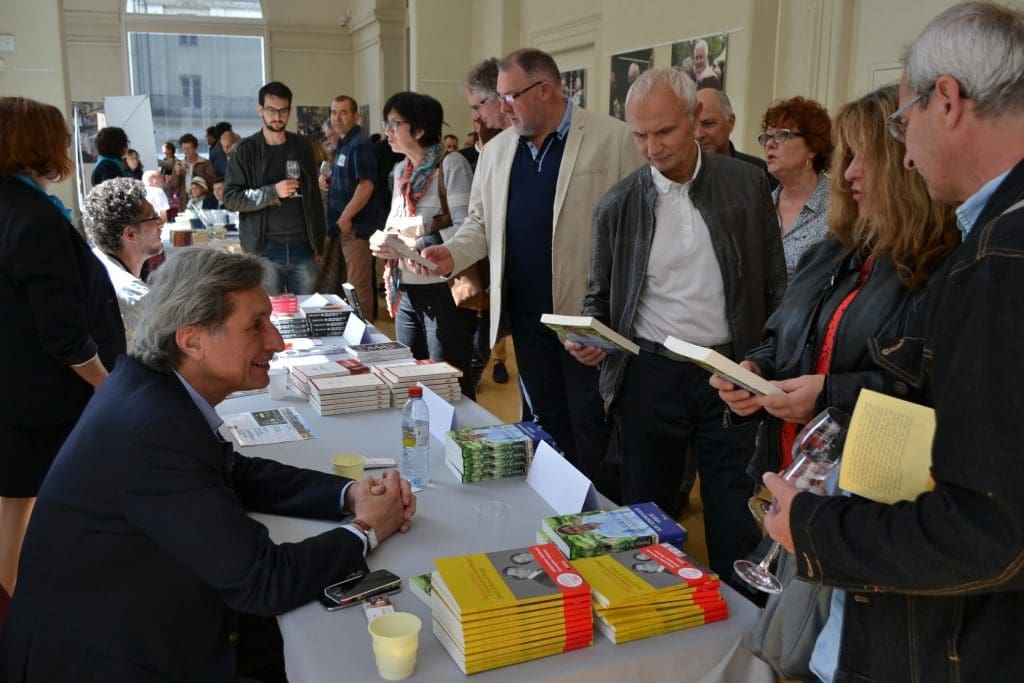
[368,612,421,681]
[475,500,511,552]
[332,453,365,480]
[268,368,288,399]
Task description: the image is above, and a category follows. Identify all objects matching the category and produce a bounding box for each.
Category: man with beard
[223,81,325,294]
[419,49,644,492]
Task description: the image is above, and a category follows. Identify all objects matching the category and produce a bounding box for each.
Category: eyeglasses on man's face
[381,119,408,133]
[134,215,163,226]
[498,81,544,106]
[757,129,806,147]
[885,92,925,144]
[469,94,497,111]
[263,105,290,118]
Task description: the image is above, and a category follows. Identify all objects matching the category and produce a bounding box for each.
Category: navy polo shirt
[327,125,378,238]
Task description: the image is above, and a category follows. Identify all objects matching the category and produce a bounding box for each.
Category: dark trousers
[396,283,477,400]
[510,311,611,479]
[616,350,761,585]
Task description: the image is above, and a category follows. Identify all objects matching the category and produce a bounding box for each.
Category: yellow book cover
[433,619,593,675]
[572,542,717,608]
[839,389,936,504]
[595,607,727,644]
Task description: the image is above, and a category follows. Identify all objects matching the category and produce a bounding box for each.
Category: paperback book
[540,314,640,355]
[541,502,687,560]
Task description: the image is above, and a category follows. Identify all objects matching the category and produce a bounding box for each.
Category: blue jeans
[509,311,611,478]
[616,349,761,585]
[396,283,477,400]
[260,242,318,295]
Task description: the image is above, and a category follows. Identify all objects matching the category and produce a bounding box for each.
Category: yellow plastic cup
[368,612,421,680]
[332,453,366,480]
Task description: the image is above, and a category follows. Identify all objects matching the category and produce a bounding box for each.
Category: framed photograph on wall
[672,34,728,91]
[609,48,653,120]
[560,68,587,109]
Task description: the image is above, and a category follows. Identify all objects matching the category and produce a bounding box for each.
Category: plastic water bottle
[401,386,430,487]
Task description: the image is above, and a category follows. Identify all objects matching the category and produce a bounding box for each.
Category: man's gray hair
[462,58,499,98]
[130,248,271,372]
[905,1,1024,117]
[83,177,148,256]
[498,48,561,88]
[625,67,698,117]
[704,88,735,120]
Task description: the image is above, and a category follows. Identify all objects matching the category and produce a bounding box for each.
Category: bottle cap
[408,386,423,398]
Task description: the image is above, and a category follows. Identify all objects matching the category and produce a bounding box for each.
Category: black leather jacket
[583,153,787,413]
[743,236,927,478]
[791,158,1024,682]
[222,131,325,255]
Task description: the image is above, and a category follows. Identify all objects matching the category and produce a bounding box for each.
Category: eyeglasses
[757,129,806,147]
[263,105,290,118]
[469,95,496,111]
[885,92,925,143]
[381,119,408,133]
[134,215,163,226]
[498,81,544,105]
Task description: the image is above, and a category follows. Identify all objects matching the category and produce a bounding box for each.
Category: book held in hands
[539,314,640,355]
[662,335,784,396]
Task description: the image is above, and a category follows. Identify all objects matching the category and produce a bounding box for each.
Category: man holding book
[761,4,1024,680]
[567,67,786,589]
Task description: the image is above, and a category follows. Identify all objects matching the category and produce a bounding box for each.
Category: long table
[219,388,773,682]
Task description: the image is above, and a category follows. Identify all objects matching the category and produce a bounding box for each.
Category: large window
[127,31,265,156]
[127,0,263,19]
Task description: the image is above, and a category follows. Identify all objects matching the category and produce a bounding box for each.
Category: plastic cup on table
[267,368,288,399]
[475,500,511,552]
[367,612,421,681]
[332,453,366,480]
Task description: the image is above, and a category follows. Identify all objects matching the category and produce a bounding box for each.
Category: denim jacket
[582,153,787,413]
[789,158,1024,682]
[222,131,325,255]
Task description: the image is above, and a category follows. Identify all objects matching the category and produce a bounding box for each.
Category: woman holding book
[711,85,959,681]
[0,97,126,599]
[371,91,477,399]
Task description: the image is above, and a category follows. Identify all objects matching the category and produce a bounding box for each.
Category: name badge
[336,154,347,167]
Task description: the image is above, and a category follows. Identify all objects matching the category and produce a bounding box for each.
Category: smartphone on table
[318,569,402,611]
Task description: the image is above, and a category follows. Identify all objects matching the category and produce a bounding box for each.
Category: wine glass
[733,407,851,594]
[286,159,303,198]
[319,160,332,178]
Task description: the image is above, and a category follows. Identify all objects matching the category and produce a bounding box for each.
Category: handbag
[743,545,833,680]
[434,154,490,312]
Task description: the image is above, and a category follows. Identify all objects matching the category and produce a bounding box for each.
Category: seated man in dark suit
[1,247,416,682]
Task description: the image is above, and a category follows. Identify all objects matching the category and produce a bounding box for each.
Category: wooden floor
[373,309,711,568]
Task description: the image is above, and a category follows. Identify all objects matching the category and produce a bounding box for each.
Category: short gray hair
[702,88,735,119]
[130,248,271,372]
[625,67,698,117]
[462,58,499,98]
[498,48,561,88]
[83,177,148,255]
[905,2,1024,117]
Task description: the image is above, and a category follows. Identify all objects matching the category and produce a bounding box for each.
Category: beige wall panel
[410,0,474,141]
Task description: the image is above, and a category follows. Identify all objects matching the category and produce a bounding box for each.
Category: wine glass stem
[758,541,782,573]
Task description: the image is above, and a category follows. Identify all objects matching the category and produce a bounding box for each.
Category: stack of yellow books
[430,543,593,674]
[571,542,728,644]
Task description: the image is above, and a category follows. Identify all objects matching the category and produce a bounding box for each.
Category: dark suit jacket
[1,357,367,682]
[0,178,125,427]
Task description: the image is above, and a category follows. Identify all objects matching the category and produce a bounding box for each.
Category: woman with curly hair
[758,97,834,275]
[0,97,125,596]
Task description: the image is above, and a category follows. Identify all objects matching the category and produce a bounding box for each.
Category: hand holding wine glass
[734,407,851,594]
[318,160,332,191]
[286,159,303,198]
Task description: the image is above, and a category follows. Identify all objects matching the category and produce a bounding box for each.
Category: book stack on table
[372,359,463,404]
[308,373,390,416]
[571,543,728,644]
[430,544,593,674]
[288,359,368,398]
[344,341,413,364]
[537,503,687,560]
[444,422,557,483]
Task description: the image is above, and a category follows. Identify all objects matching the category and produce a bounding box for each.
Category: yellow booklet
[838,389,935,504]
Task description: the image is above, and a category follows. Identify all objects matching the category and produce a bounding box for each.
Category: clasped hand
[710,365,825,426]
[345,469,416,542]
[564,339,607,366]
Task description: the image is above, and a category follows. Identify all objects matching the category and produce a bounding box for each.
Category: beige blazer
[445,105,644,345]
